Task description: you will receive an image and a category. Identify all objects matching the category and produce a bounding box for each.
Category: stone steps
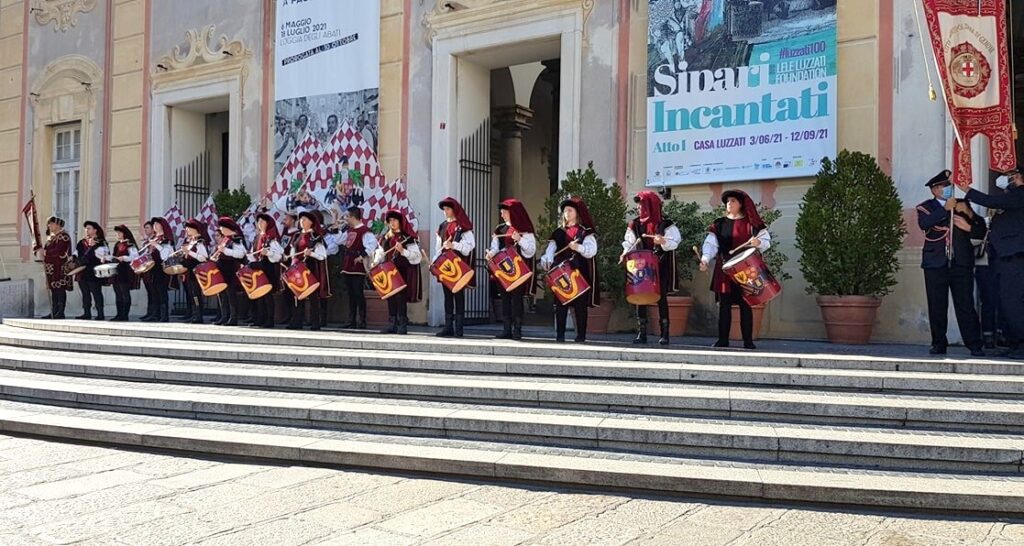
[0,365,1021,474]
[0,399,1022,514]
[7,318,1022,375]
[1,323,1023,398]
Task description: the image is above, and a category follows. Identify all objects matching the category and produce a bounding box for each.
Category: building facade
[0,0,1015,343]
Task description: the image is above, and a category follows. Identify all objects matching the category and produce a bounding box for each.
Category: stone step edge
[4,328,1024,395]
[0,405,1020,514]
[2,373,1024,466]
[6,319,1016,375]
[4,346,1024,430]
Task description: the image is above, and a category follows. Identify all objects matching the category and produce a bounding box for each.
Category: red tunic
[341,224,370,275]
[710,217,754,295]
[42,232,73,291]
[290,231,332,299]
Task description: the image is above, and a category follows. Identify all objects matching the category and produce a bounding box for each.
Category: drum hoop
[723,247,758,269]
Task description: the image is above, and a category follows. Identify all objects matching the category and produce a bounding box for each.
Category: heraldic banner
[922,0,1016,188]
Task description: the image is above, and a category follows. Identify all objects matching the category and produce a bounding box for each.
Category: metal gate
[171,151,211,314]
[458,120,495,323]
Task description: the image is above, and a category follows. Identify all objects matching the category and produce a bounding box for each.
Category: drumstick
[729,229,767,255]
[692,246,702,262]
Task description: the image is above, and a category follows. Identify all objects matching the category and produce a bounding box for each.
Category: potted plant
[539,162,628,333]
[643,198,705,336]
[697,204,792,340]
[795,150,906,344]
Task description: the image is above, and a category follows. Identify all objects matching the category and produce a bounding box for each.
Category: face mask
[995,175,1011,190]
[940,185,954,200]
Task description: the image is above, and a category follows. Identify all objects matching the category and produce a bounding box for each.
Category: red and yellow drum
[130,254,155,274]
[284,261,320,300]
[544,261,590,305]
[63,257,86,277]
[488,247,533,292]
[429,250,474,293]
[369,261,407,299]
[195,261,227,296]
[624,249,661,306]
[722,248,782,306]
[162,255,187,276]
[237,265,272,300]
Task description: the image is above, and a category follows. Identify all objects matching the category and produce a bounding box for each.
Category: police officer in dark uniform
[965,166,1024,360]
[917,170,987,357]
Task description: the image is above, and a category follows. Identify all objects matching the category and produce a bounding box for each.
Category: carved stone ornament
[425,0,597,45]
[157,25,250,72]
[32,0,98,33]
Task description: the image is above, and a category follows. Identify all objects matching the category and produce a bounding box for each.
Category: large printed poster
[647,0,837,186]
[274,0,380,212]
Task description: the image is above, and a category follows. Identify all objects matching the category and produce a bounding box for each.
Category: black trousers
[637,282,670,321]
[500,285,527,321]
[290,296,322,328]
[718,290,752,343]
[387,292,408,320]
[112,282,132,310]
[555,297,588,341]
[976,265,998,335]
[344,274,367,322]
[442,287,465,316]
[994,255,1024,345]
[79,279,104,316]
[185,272,204,310]
[924,266,982,350]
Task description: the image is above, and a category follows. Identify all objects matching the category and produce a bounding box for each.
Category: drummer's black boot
[214,294,228,325]
[92,287,105,320]
[453,314,464,338]
[435,314,454,337]
[54,291,67,319]
[512,318,523,341]
[397,315,409,335]
[659,318,670,346]
[496,318,513,340]
[225,291,239,326]
[379,315,397,334]
[190,297,204,324]
[574,308,588,344]
[633,317,648,344]
[555,307,567,342]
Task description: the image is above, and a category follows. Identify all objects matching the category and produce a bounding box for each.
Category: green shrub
[213,187,253,220]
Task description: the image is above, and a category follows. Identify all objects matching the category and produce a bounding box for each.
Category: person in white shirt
[371,210,422,335]
[144,217,176,323]
[285,210,329,331]
[699,189,772,349]
[107,225,140,322]
[485,199,537,340]
[75,221,110,320]
[212,217,248,326]
[621,191,681,345]
[433,197,476,338]
[250,213,284,329]
[339,206,379,329]
[539,197,599,343]
[181,219,211,324]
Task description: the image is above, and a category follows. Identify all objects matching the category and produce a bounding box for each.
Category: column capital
[493,105,534,137]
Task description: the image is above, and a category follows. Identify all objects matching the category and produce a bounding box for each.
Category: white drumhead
[723,247,757,269]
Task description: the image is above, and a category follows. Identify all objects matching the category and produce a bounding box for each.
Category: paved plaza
[0,433,1020,546]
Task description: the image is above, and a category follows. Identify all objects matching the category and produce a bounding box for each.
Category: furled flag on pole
[922,0,1016,188]
[196,196,219,241]
[237,201,259,247]
[21,192,41,251]
[162,203,185,243]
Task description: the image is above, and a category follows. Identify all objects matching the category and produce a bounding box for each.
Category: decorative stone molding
[29,54,102,111]
[157,25,250,72]
[425,0,594,46]
[32,0,97,33]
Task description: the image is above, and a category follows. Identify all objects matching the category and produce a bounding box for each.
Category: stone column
[493,105,534,199]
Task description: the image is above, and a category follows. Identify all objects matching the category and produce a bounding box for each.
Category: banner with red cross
[922,0,1016,188]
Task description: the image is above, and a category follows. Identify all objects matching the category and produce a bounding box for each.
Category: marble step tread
[0,399,1020,514]
[5,319,1021,375]
[0,368,1023,468]
[1,326,1022,396]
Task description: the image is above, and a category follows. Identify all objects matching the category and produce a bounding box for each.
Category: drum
[237,265,272,300]
[94,263,119,279]
[429,250,474,293]
[162,255,187,276]
[195,261,227,297]
[722,248,782,306]
[130,254,155,274]
[624,249,661,306]
[544,261,590,305]
[284,261,321,300]
[369,261,407,300]
[488,246,533,292]
[62,257,86,277]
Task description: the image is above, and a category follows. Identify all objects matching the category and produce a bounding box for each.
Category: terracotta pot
[647,296,694,337]
[816,295,881,345]
[364,290,390,328]
[730,303,766,341]
[585,295,614,334]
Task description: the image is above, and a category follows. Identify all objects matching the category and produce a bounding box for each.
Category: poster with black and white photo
[273,0,380,178]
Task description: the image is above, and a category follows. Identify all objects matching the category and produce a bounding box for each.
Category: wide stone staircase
[0,318,1023,513]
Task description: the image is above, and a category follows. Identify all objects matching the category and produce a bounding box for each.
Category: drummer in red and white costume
[621,191,680,345]
[371,210,422,335]
[278,210,300,325]
[485,199,536,340]
[540,197,599,343]
[286,210,329,331]
[251,213,283,329]
[213,217,247,326]
[144,217,176,323]
[340,206,378,329]
[433,197,476,338]
[106,225,140,322]
[181,219,211,324]
[699,189,771,349]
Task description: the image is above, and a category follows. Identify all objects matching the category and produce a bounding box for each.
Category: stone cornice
[424,0,593,45]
